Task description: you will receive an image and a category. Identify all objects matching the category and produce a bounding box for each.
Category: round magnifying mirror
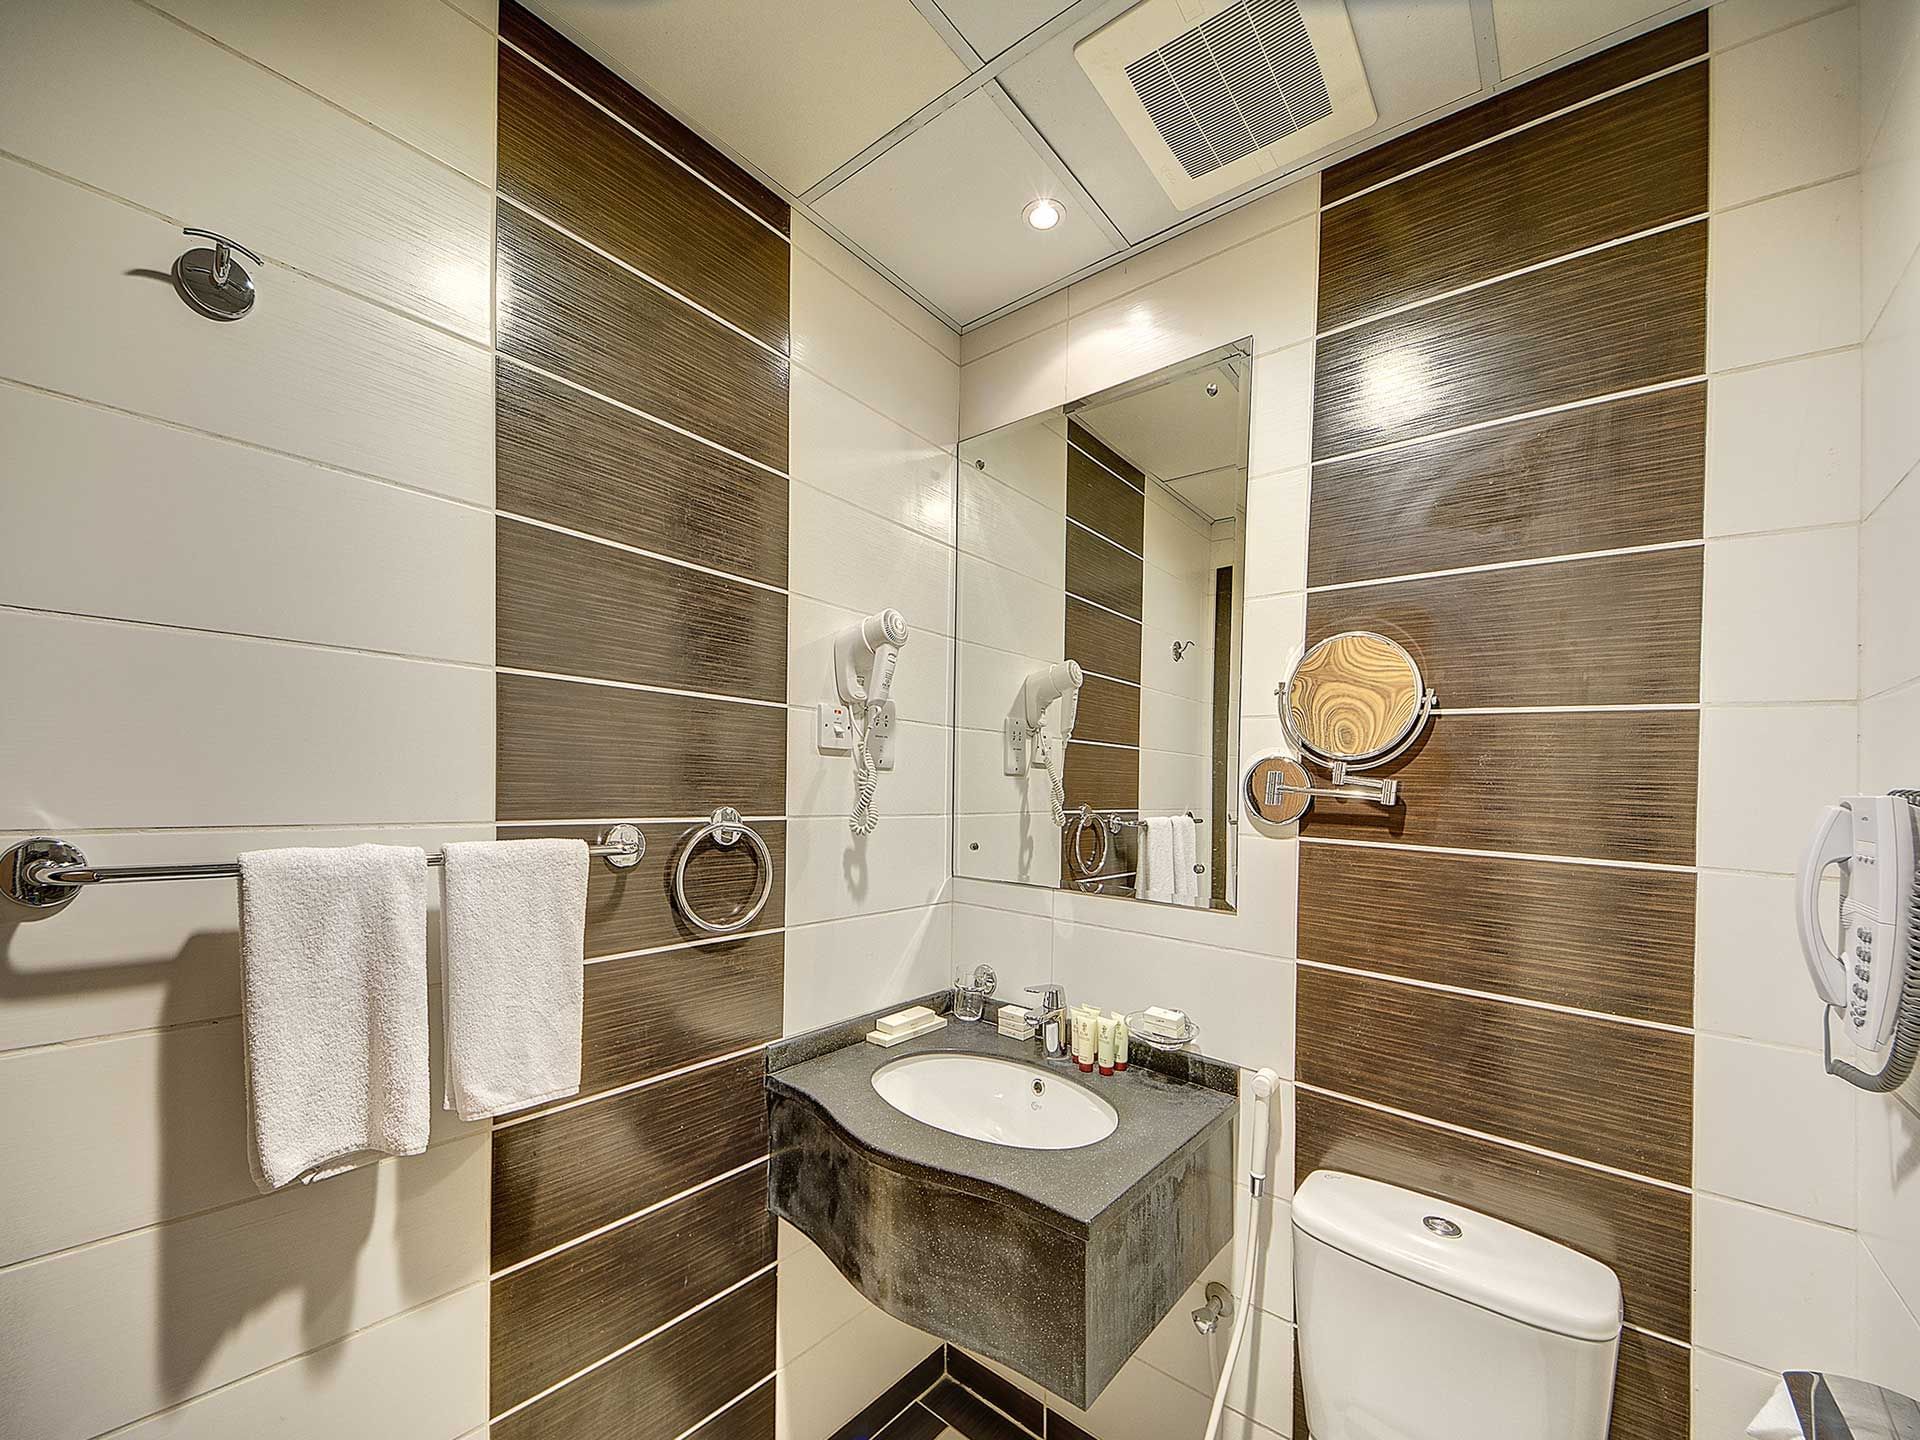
[1281,631,1431,770]
[1243,754,1313,826]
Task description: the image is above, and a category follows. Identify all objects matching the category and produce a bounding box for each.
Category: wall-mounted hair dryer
[831,609,909,836]
[1007,660,1082,827]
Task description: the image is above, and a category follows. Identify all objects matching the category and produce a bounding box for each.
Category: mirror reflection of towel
[1172,817,1201,907]
[1140,817,1175,903]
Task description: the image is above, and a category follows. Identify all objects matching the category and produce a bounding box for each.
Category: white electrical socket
[817,702,852,754]
[1003,717,1029,776]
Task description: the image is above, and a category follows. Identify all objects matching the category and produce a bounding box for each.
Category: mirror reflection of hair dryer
[835,609,909,836]
[1022,660,1083,827]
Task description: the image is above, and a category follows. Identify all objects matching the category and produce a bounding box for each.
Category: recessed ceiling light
[1024,198,1062,231]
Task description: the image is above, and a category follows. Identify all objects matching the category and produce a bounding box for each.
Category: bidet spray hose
[1203,1069,1280,1440]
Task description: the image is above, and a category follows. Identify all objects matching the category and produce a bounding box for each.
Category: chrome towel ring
[673,807,773,936]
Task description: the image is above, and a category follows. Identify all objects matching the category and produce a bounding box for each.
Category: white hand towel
[239,844,430,1192]
[1140,817,1176,903]
[1172,816,1201,907]
[439,838,589,1121]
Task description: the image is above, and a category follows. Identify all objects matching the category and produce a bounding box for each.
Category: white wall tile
[441,0,498,29]
[1242,467,1311,598]
[1862,28,1920,325]
[1142,616,1212,702]
[1046,1343,1284,1440]
[1855,1087,1920,1314]
[1697,704,1858,873]
[0,0,491,339]
[951,901,1053,1000]
[147,0,497,186]
[1710,7,1861,211]
[0,610,492,832]
[781,905,952,1036]
[1248,341,1316,480]
[1711,0,1853,52]
[959,469,1068,587]
[1856,1239,1920,1402]
[1696,868,1834,1048]
[0,163,494,506]
[1131,1269,1295,1434]
[1691,1346,1782,1440]
[1860,0,1920,154]
[1695,1034,1856,1223]
[1239,595,1307,718]
[787,710,950,821]
[1704,350,1863,535]
[1860,676,1920,790]
[784,814,950,926]
[1863,251,1920,512]
[1693,1193,1857,1373]
[107,1283,488,1440]
[774,1300,938,1440]
[962,291,1070,367]
[1862,471,1920,694]
[790,369,956,544]
[791,215,960,367]
[1050,831,1298,961]
[0,1134,488,1440]
[967,412,1068,511]
[1702,527,1859,702]
[789,480,957,638]
[957,553,1066,660]
[0,385,493,663]
[789,595,953,728]
[792,250,959,450]
[774,1221,871,1369]
[1708,176,1863,371]
[959,317,1071,439]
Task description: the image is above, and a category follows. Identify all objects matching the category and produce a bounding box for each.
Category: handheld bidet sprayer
[1023,660,1083,827]
[1202,1068,1281,1440]
[837,609,909,836]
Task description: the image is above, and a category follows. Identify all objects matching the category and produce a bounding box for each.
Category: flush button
[1422,1216,1462,1238]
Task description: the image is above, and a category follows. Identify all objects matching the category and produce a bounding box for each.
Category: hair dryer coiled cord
[848,702,881,837]
[1046,727,1073,829]
[1827,787,1920,1092]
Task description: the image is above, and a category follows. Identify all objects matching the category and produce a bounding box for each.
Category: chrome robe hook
[172,228,261,320]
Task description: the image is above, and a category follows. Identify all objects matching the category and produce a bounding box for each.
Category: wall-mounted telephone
[824,609,908,836]
[1002,660,1083,826]
[1796,791,1920,1091]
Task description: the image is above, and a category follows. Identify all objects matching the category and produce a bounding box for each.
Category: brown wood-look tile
[1319,67,1707,332]
[1067,446,1145,555]
[492,1266,777,1440]
[498,673,786,821]
[1321,15,1707,203]
[509,823,786,955]
[1297,968,1693,1184]
[691,1379,776,1440]
[499,519,787,700]
[1612,1328,1691,1440]
[1297,711,1698,865]
[1066,526,1143,621]
[497,360,788,589]
[1066,597,1142,685]
[499,2,789,234]
[492,1052,769,1269]
[924,1379,1035,1440]
[1305,547,1704,708]
[1293,1089,1689,1345]
[948,1349,1046,1434]
[1305,384,1705,586]
[1067,422,1145,488]
[1062,742,1138,814]
[1311,223,1706,459]
[492,1165,773,1412]
[1298,843,1694,1026]
[499,49,790,352]
[497,204,789,472]
[876,1405,950,1440]
[1073,674,1140,747]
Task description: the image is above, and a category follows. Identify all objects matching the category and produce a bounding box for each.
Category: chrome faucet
[1024,984,1069,1059]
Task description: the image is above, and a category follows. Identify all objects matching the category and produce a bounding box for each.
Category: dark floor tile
[829,1348,945,1440]
[924,1378,1038,1440]
[1045,1411,1098,1440]
[876,1404,950,1440]
[946,1350,1045,1434]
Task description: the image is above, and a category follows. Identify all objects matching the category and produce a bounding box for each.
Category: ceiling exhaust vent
[1078,0,1375,210]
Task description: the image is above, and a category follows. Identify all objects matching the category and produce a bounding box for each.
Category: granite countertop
[766,1017,1237,1235]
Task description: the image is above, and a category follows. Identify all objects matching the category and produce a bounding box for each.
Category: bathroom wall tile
[775,1221,870,1371]
[1142,491,1213,585]
[0,1133,488,1440]
[1863,254,1920,512]
[107,1283,488,1440]
[1707,176,1862,371]
[0,0,491,339]
[445,0,497,28]
[1130,1269,1295,1433]
[0,162,493,506]
[149,0,497,186]
[1080,675,1145,748]
[0,385,492,664]
[960,319,1070,441]
[787,712,950,820]
[1241,468,1311,599]
[1066,526,1145,620]
[1862,35,1920,327]
[792,216,958,367]
[0,610,491,833]
[789,482,957,638]
[1066,597,1144,684]
[784,814,951,926]
[1614,1332,1694,1440]
[966,413,1069,513]
[1060,740,1140,813]
[1045,1342,1283,1440]
[1696,869,1833,1048]
[1855,1242,1920,1406]
[1710,0,1846,51]
[775,1302,940,1440]
[1860,677,1920,792]
[1861,0,1920,154]
[791,596,954,729]
[1701,526,1859,703]
[1047,830,1297,961]
[963,290,1070,367]
[1693,1194,1857,1373]
[1138,562,1206,639]
[1705,349,1863,535]
[1710,7,1860,211]
[960,468,1069,588]
[1696,704,1858,873]
[1863,472,1920,695]
[957,554,1066,661]
[782,905,953,1036]
[1067,444,1146,554]
[792,250,959,450]
[950,902,1052,1001]
[1141,615,1214,703]
[1691,1347,1781,1440]
[1695,1034,1856,1224]
[1247,342,1316,481]
[1855,1086,1920,1316]
[790,369,956,545]
[1137,688,1206,758]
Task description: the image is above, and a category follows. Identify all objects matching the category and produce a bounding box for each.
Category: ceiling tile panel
[934,0,1082,60]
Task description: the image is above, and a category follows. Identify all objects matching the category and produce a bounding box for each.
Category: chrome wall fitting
[672,808,773,935]
[172,228,261,320]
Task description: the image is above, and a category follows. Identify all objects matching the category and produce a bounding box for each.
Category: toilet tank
[1293,1171,1622,1440]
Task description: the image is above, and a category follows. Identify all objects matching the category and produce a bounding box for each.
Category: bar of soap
[875,1005,936,1038]
[996,1004,1030,1037]
[1137,1006,1189,1041]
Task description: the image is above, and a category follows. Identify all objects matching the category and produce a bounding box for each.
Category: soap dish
[1125,1009,1198,1049]
[866,1014,948,1047]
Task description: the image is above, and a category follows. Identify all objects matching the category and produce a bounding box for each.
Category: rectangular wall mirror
[953,341,1250,910]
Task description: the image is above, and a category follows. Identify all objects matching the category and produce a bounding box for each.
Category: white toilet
[1293,1171,1623,1440]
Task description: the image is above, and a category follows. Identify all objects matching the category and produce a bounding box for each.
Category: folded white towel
[439,838,588,1120]
[1173,816,1201,907]
[239,844,430,1192]
[1140,817,1175,903]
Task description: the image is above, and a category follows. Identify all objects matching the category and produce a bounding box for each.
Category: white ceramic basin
[871,1052,1119,1150]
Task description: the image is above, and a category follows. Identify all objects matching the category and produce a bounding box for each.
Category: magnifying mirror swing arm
[1260,630,1439,814]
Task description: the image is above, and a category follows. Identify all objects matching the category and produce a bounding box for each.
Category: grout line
[1297,834,1696,875]
[1080,668,1141,691]
[677,1373,777,1440]
[1622,1322,1691,1351]
[789,239,967,378]
[1436,703,1700,715]
[1063,591,1143,627]
[496,815,785,828]
[496,666,789,711]
[497,354,792,481]
[499,194,787,361]
[1295,1082,1692,1194]
[580,928,787,970]
[1065,737,1140,752]
[1065,514,1145,562]
[1067,439,1146,496]
[496,509,788,596]
[491,1046,772,1132]
[1306,538,1703,594]
[1297,957,1694,1035]
[487,1260,779,1425]
[497,35,792,247]
[488,1156,768,1278]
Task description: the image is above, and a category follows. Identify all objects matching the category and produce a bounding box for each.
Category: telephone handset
[835,610,909,836]
[1023,660,1083,827]
[1795,792,1920,1091]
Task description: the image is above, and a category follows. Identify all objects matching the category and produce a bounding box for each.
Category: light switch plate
[817,702,852,754]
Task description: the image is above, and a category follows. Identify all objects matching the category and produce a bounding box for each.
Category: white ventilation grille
[1077,0,1375,209]
[1124,0,1332,181]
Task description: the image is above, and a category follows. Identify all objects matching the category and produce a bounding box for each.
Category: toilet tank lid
[1293,1171,1622,1342]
